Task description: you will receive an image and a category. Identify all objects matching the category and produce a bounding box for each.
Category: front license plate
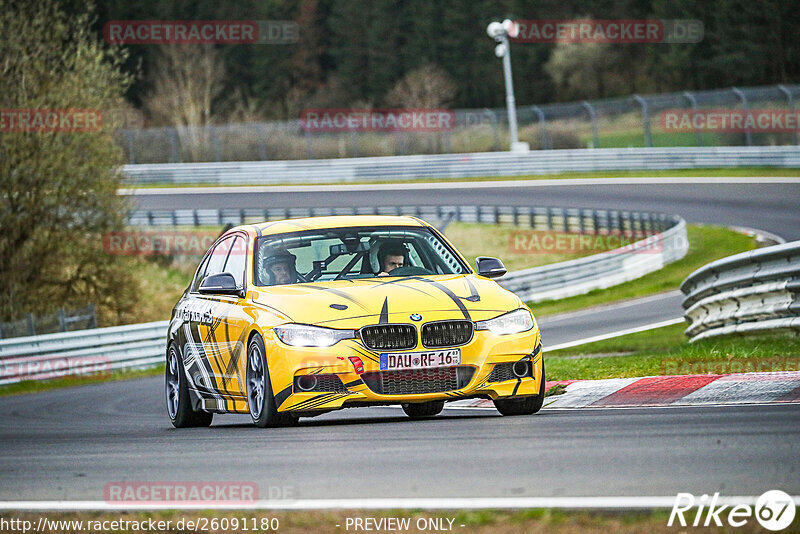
[380,349,461,371]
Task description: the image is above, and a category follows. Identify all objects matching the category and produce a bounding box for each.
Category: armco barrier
[0,321,168,385]
[681,241,800,341]
[122,146,800,185]
[4,206,687,383]
[502,218,686,302]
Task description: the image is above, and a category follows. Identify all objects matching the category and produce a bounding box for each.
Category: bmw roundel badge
[410,313,423,321]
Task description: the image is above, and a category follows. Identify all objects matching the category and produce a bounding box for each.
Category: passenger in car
[262,250,299,285]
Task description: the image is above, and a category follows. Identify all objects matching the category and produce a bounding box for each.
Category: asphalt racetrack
[2,177,798,502]
[1,381,798,500]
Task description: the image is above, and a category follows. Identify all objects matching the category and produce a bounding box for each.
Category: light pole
[487,19,528,152]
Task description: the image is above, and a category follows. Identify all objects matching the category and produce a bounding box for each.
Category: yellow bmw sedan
[166,215,544,428]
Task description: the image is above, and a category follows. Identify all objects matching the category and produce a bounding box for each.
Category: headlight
[475,309,534,335]
[273,324,355,347]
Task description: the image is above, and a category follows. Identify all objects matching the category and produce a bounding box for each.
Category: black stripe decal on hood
[405,276,472,320]
[379,297,389,324]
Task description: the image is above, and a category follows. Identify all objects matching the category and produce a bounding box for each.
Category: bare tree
[386,63,457,108]
[145,45,226,160]
[544,42,624,100]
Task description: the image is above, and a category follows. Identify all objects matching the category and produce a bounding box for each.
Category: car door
[190,234,251,409]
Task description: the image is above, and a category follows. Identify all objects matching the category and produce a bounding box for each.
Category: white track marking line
[3,495,798,511]
[547,317,685,351]
[119,176,800,195]
[537,290,683,323]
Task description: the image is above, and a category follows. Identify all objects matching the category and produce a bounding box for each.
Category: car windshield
[254,226,468,286]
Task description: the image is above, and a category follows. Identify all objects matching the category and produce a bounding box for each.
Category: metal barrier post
[532,105,550,149]
[633,95,652,147]
[683,91,702,146]
[582,101,599,148]
[778,85,798,145]
[732,87,752,146]
[168,129,180,163]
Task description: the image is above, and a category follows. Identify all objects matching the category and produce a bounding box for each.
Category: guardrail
[681,241,800,341]
[0,321,168,385]
[128,204,687,303]
[122,146,800,186]
[503,218,687,302]
[4,205,687,383]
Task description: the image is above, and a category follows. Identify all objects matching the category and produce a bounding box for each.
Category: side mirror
[199,273,243,297]
[476,256,507,278]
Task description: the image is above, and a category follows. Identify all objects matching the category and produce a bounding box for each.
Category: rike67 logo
[669,490,796,531]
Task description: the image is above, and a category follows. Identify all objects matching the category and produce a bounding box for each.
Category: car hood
[250,274,522,327]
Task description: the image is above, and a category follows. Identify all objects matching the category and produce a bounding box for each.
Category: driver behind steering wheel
[377,241,408,277]
[261,249,299,286]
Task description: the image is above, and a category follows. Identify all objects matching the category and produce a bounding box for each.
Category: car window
[223,235,246,288]
[255,226,468,286]
[190,253,211,293]
[197,236,234,290]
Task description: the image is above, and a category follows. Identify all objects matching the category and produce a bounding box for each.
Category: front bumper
[265,327,543,414]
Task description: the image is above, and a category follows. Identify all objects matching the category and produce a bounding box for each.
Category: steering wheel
[386,266,434,276]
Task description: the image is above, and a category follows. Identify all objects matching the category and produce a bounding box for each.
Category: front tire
[402,400,445,418]
[166,344,213,428]
[246,334,297,428]
[493,362,546,416]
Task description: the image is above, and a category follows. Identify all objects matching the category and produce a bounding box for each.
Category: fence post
[304,130,314,159]
[256,124,268,160]
[682,91,702,146]
[126,130,136,164]
[58,308,67,333]
[395,132,405,156]
[532,105,550,149]
[27,313,36,336]
[350,131,359,158]
[777,85,798,146]
[211,126,222,162]
[582,101,599,148]
[168,128,180,163]
[732,87,752,146]
[484,109,501,151]
[632,95,652,147]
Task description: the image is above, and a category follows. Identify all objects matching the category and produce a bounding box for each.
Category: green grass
[0,364,164,397]
[529,225,758,317]
[122,167,800,189]
[582,130,724,148]
[547,323,800,381]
